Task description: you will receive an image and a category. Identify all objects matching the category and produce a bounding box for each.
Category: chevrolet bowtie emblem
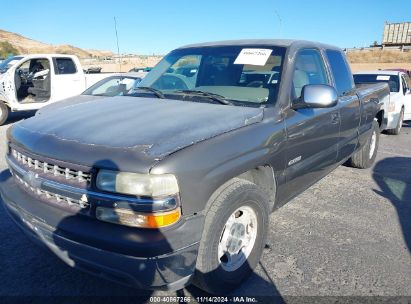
[79,194,89,208]
[80,194,88,203]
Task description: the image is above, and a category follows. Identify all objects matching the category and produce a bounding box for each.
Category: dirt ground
[81,57,162,73]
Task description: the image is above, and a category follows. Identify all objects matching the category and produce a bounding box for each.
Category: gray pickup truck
[0,40,388,294]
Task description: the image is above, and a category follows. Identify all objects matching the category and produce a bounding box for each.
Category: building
[382,22,411,46]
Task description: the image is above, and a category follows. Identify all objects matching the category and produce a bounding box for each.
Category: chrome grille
[14,174,89,209]
[11,149,91,183]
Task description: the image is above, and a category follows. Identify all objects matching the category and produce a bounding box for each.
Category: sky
[1,0,411,55]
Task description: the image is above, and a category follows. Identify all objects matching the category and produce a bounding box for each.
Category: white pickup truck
[354,70,411,135]
[0,54,115,125]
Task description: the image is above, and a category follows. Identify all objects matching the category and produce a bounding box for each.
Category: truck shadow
[0,158,284,303]
[372,157,411,252]
[185,262,284,302]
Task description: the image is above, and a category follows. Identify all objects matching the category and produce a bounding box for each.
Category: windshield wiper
[173,90,233,105]
[135,87,165,99]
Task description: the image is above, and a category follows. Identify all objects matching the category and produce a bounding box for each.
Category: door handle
[370,97,380,104]
[331,112,340,124]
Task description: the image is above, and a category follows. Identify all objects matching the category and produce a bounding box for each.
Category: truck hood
[36,94,104,115]
[10,96,264,172]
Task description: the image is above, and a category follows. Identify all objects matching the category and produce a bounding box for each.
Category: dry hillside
[347,49,411,72]
[347,49,411,63]
[0,29,112,58]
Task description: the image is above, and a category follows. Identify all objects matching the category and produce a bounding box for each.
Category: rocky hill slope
[0,29,112,58]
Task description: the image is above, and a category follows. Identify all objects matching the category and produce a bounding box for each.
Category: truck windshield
[137,46,286,106]
[354,74,400,93]
[0,56,23,74]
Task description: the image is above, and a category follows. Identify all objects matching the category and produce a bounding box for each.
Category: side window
[17,59,50,75]
[17,60,30,73]
[292,49,328,100]
[325,50,354,96]
[401,76,408,95]
[54,58,77,75]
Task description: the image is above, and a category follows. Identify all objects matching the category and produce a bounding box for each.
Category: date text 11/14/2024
[149,296,258,303]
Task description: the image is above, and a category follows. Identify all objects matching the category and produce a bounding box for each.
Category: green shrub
[0,41,19,58]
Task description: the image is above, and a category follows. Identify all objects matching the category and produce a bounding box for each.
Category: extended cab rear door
[51,57,85,102]
[283,48,340,200]
[325,49,361,162]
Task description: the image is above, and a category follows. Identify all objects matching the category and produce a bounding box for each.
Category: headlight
[388,101,395,113]
[96,206,181,228]
[96,170,179,197]
[95,170,181,228]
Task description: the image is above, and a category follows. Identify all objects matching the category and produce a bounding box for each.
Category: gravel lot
[0,112,410,302]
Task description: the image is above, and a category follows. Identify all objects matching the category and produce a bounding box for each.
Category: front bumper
[385,111,400,130]
[0,170,203,290]
[381,116,388,131]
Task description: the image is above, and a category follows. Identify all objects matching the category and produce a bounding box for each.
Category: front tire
[193,178,269,294]
[0,102,9,126]
[348,119,379,169]
[387,108,404,135]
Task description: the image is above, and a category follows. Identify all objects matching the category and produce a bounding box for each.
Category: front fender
[0,71,14,107]
[150,116,287,215]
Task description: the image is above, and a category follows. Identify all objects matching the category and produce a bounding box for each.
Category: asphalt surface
[0,112,410,302]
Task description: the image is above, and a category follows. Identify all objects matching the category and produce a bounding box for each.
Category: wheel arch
[375,109,384,130]
[0,100,10,126]
[203,165,277,215]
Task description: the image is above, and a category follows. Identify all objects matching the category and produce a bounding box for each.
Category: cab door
[51,57,84,102]
[283,49,340,201]
[325,49,360,162]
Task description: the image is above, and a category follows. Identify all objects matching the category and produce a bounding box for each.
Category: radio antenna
[114,16,122,72]
[273,9,282,38]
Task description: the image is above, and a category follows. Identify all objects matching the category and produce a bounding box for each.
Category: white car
[36,73,145,116]
[0,54,119,125]
[354,70,411,134]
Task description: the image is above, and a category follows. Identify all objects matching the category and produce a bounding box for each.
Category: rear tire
[387,108,404,135]
[193,178,269,294]
[348,119,379,169]
[0,102,9,126]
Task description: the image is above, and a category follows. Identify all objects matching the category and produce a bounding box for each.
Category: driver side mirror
[293,84,338,109]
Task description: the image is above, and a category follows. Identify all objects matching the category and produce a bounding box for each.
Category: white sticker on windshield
[377,75,390,81]
[234,49,273,66]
